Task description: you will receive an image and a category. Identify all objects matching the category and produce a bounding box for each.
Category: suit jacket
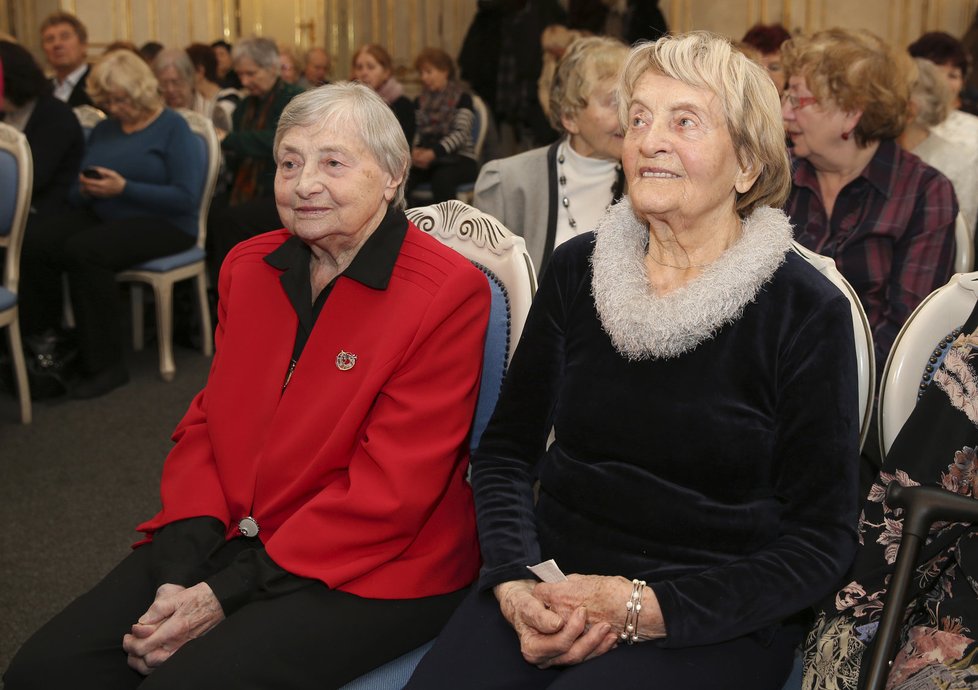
[50,65,93,107]
[473,141,560,275]
[137,222,490,599]
[24,93,84,216]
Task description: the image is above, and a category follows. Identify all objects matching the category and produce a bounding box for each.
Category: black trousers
[407,155,479,205]
[19,208,195,375]
[4,540,468,690]
[205,195,283,287]
[405,588,800,690]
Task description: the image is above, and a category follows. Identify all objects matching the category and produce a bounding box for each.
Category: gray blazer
[472,141,560,275]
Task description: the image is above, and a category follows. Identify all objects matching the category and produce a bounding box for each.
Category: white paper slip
[527,559,567,583]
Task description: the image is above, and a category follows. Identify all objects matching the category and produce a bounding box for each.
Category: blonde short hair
[549,35,629,131]
[781,28,912,146]
[618,31,791,217]
[87,49,162,113]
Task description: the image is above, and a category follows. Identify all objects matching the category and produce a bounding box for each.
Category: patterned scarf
[230,80,281,205]
[416,80,462,148]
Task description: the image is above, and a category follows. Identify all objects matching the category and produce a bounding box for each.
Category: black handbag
[22,329,79,399]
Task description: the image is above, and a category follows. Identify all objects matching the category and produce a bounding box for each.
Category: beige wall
[4,0,978,82]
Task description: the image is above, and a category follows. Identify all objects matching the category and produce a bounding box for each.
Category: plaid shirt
[785,139,958,369]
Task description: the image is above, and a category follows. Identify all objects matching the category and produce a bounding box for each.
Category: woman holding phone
[18,48,205,398]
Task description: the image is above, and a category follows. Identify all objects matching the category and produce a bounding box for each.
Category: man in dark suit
[40,10,92,107]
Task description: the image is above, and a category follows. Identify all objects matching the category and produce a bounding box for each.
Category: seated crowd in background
[18,48,204,398]
[405,47,478,204]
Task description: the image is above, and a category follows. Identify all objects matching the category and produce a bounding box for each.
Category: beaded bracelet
[620,578,646,644]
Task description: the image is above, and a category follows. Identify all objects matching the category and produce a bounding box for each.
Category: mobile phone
[82,167,103,179]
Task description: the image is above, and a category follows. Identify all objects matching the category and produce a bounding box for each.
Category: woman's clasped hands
[122,582,224,675]
[494,574,664,669]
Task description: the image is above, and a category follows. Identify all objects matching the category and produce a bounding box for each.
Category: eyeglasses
[99,94,133,108]
[781,92,819,110]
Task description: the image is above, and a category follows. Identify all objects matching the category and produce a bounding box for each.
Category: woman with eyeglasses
[781,28,958,495]
[17,48,205,398]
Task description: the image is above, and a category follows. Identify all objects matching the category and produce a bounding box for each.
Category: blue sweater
[71,108,205,236]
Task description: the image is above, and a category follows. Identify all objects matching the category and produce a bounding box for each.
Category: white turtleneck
[554,140,619,250]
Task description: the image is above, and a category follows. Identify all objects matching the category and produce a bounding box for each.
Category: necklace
[558,142,622,232]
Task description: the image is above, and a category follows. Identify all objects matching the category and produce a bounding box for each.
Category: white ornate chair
[339,201,537,690]
[0,123,35,423]
[115,109,218,381]
[877,272,978,457]
[954,212,974,274]
[790,241,876,450]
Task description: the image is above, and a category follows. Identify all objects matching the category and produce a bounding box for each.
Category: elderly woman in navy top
[19,48,204,398]
[406,31,859,690]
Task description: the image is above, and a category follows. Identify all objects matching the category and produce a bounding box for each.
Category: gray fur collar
[590,199,793,360]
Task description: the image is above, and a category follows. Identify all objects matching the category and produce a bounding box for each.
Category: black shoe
[69,365,129,399]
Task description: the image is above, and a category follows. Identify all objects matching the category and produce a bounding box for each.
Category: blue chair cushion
[0,150,18,237]
[132,246,206,272]
[472,265,510,453]
[337,639,435,690]
[0,286,16,312]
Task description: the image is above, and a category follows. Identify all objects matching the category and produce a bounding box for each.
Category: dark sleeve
[149,516,228,587]
[150,517,312,614]
[471,241,582,589]
[205,548,313,615]
[392,97,416,147]
[650,291,861,647]
[24,98,84,206]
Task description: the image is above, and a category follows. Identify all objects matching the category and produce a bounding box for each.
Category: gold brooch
[336,351,357,371]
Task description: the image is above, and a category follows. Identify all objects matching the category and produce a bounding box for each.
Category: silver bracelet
[620,578,646,644]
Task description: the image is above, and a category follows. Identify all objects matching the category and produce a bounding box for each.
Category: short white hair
[274,81,410,207]
[232,37,279,73]
[618,31,791,217]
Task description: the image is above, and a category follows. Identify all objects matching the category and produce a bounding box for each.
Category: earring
[841,131,851,141]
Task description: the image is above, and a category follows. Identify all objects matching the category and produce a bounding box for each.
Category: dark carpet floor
[0,343,211,681]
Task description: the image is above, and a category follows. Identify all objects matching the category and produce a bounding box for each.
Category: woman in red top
[4,82,490,690]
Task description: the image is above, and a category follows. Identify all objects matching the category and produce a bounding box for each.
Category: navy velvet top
[472,231,860,648]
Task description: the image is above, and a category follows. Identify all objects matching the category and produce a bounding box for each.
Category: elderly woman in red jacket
[4,82,490,690]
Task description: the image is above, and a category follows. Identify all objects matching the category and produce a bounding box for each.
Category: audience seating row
[4,99,977,690]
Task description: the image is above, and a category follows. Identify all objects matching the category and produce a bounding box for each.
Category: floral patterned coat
[803,302,978,689]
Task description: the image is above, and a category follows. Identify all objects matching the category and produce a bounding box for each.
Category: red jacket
[137,223,489,599]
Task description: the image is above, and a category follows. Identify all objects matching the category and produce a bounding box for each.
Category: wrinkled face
[213,45,232,76]
[274,119,399,254]
[41,22,87,74]
[623,72,756,227]
[236,56,278,96]
[781,74,856,162]
[280,53,298,84]
[419,63,450,92]
[156,65,193,108]
[759,51,785,91]
[304,50,330,85]
[353,52,390,91]
[934,61,964,106]
[563,77,623,161]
